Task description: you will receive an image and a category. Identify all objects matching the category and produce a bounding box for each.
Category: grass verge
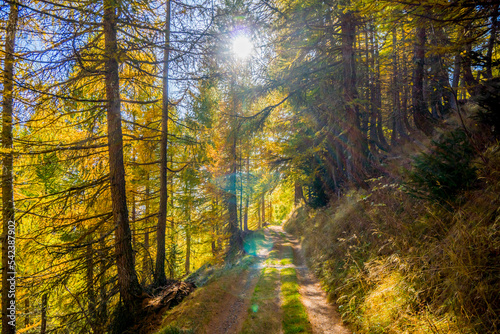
[157,255,256,333]
[281,267,312,334]
[240,268,282,334]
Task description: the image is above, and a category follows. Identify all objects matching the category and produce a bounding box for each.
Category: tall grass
[285,145,500,333]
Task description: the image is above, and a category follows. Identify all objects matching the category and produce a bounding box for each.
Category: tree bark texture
[412,26,433,135]
[341,11,367,184]
[103,0,142,309]
[2,2,18,334]
[155,0,171,287]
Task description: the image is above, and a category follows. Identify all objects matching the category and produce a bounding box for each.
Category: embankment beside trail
[285,153,500,333]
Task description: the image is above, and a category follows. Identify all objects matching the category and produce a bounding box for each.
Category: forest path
[269,225,351,334]
[201,228,278,334]
[194,226,350,334]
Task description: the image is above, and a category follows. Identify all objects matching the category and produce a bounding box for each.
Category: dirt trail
[202,268,260,334]
[269,225,351,334]
[202,229,277,334]
[201,227,349,334]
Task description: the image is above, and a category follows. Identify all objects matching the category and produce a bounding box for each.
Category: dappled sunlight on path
[271,225,351,334]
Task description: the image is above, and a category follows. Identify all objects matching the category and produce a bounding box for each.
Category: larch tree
[103,0,142,311]
[154,0,172,288]
[1,1,19,334]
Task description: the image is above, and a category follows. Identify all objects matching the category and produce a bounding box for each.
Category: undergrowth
[285,141,500,333]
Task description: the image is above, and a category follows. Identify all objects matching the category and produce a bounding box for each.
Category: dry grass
[285,144,500,333]
[157,255,255,333]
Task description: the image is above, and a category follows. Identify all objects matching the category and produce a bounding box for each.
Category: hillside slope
[285,142,500,333]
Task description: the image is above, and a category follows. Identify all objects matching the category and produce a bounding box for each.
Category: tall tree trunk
[211,199,217,256]
[243,155,250,232]
[228,131,240,250]
[155,0,171,287]
[185,228,190,275]
[168,147,176,279]
[142,177,150,284]
[375,32,389,150]
[131,194,136,263]
[98,233,107,331]
[391,27,408,144]
[452,53,461,92]
[451,53,461,110]
[294,181,303,205]
[268,197,273,223]
[401,26,412,132]
[412,26,433,135]
[239,141,243,231]
[243,197,249,232]
[25,299,30,327]
[227,79,241,254]
[463,39,479,96]
[103,0,142,309]
[40,294,47,334]
[261,193,265,224]
[485,5,499,79]
[2,2,18,334]
[257,200,261,229]
[341,11,366,184]
[86,240,96,331]
[368,25,380,152]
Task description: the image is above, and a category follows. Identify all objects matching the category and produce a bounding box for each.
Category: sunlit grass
[158,255,256,333]
[281,268,312,334]
[240,268,281,334]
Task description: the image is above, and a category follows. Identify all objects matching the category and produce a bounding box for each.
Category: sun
[231,35,253,60]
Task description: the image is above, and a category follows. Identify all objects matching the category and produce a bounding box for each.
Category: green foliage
[406,130,477,204]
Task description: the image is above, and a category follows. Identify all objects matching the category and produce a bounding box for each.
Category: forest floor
[158,225,350,334]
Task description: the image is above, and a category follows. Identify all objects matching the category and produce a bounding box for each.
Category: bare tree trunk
[131,194,136,263]
[25,298,30,327]
[98,233,107,331]
[168,149,176,279]
[155,0,171,287]
[401,26,412,132]
[1,2,18,334]
[228,131,240,250]
[86,240,96,330]
[103,0,142,308]
[142,177,150,284]
[341,11,366,184]
[239,140,244,231]
[227,79,242,254]
[257,200,261,229]
[261,193,266,224]
[268,198,273,223]
[375,33,389,150]
[243,155,250,232]
[452,53,461,91]
[185,228,191,275]
[391,27,408,144]
[485,5,499,79]
[412,26,433,135]
[40,294,47,334]
[369,25,381,152]
[294,181,303,205]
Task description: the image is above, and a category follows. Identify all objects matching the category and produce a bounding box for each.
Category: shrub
[405,129,477,204]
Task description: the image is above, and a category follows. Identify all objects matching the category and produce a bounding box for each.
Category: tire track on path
[269,225,351,334]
